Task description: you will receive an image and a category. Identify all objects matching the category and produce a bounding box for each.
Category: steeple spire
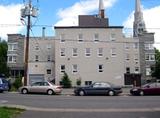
[99,0,105,18]
[133,0,146,37]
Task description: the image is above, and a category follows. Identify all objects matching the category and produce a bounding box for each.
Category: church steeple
[133,0,146,37]
[99,0,105,18]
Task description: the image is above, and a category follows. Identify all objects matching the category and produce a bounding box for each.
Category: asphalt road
[0,92,160,118]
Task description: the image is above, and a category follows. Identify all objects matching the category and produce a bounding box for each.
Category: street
[0,92,160,118]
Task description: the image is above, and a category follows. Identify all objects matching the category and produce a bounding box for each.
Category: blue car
[0,77,9,93]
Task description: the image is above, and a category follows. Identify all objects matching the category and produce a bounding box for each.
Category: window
[98,48,103,57]
[60,48,65,57]
[72,64,78,73]
[135,67,139,73]
[7,55,17,63]
[133,43,138,49]
[78,34,83,42]
[8,43,18,51]
[94,33,99,42]
[110,33,116,41]
[35,44,39,50]
[146,67,151,76]
[126,54,130,61]
[60,34,65,42]
[145,43,154,50]
[125,43,130,50]
[134,54,138,61]
[85,48,91,57]
[111,48,116,57]
[47,55,51,61]
[35,55,39,62]
[85,81,92,86]
[98,64,103,72]
[145,54,155,61]
[61,65,65,73]
[47,69,51,74]
[126,67,130,74]
[72,48,78,57]
[47,44,51,50]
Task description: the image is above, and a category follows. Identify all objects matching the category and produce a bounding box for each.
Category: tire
[47,89,54,95]
[108,90,115,96]
[79,90,85,96]
[21,88,28,94]
[139,90,144,96]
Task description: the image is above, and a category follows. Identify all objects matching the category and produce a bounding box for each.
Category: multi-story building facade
[133,0,155,83]
[7,0,155,86]
[7,34,25,78]
[27,37,55,85]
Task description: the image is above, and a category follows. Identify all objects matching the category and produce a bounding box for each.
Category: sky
[0,0,160,49]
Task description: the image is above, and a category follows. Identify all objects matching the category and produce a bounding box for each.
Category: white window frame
[72,64,78,74]
[133,43,139,49]
[135,67,139,74]
[146,67,151,76]
[47,55,51,61]
[111,48,116,57]
[47,44,51,50]
[60,34,65,43]
[78,33,83,42]
[8,43,18,51]
[60,65,65,73]
[47,69,51,74]
[145,43,154,50]
[72,48,78,57]
[110,33,116,41]
[126,53,130,61]
[35,55,39,62]
[85,48,91,57]
[7,54,17,63]
[98,48,103,57]
[134,54,139,61]
[98,64,103,72]
[145,53,155,61]
[125,43,130,50]
[94,33,99,42]
[60,48,65,57]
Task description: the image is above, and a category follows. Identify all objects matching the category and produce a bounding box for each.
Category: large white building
[7,0,155,86]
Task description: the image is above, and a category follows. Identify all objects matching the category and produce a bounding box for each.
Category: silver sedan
[19,81,62,95]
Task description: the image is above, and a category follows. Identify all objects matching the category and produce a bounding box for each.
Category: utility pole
[21,0,38,85]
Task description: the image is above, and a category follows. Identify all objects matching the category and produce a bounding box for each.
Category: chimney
[99,0,105,18]
[42,27,45,38]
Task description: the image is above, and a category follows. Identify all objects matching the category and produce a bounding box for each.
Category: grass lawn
[0,107,25,118]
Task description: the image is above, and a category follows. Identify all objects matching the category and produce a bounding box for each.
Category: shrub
[13,77,22,90]
[61,72,72,88]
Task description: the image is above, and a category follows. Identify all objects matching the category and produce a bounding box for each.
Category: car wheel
[139,90,144,96]
[79,90,85,96]
[21,88,28,94]
[47,89,54,95]
[108,90,115,96]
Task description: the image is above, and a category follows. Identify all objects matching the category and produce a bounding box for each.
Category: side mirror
[146,85,150,88]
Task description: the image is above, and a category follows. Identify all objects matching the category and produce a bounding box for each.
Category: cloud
[0,4,24,40]
[123,6,160,50]
[55,0,117,26]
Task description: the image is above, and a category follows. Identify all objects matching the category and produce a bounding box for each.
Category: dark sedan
[74,82,122,96]
[130,82,160,96]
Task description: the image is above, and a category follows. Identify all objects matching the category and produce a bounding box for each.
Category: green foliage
[0,40,9,77]
[0,107,24,118]
[152,49,160,79]
[76,78,81,86]
[61,72,72,88]
[13,77,22,89]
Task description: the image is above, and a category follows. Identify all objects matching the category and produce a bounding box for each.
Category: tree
[61,72,72,88]
[0,40,9,77]
[152,49,160,80]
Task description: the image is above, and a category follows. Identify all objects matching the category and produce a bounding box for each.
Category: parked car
[19,81,62,95]
[74,82,122,96]
[130,82,160,96]
[0,77,9,93]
